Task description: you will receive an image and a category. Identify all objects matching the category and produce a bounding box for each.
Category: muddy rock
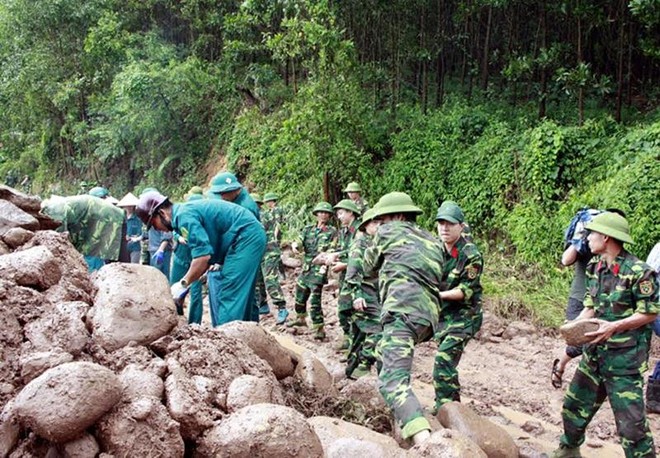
[6,432,50,458]
[410,429,487,457]
[90,263,178,351]
[0,200,39,236]
[96,400,184,458]
[0,186,41,213]
[119,365,164,402]
[308,416,404,458]
[88,343,163,375]
[559,319,600,346]
[19,349,74,383]
[340,375,387,410]
[226,374,285,412]
[0,246,61,290]
[0,280,50,327]
[24,308,89,356]
[195,403,323,458]
[502,321,536,340]
[0,310,22,348]
[437,402,518,458]
[60,432,100,458]
[14,362,122,443]
[1,228,34,249]
[0,401,19,458]
[295,350,337,395]
[216,321,296,380]
[0,241,9,255]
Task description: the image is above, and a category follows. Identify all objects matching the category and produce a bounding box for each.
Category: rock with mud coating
[0,246,61,290]
[226,374,285,412]
[0,200,39,236]
[1,228,34,249]
[559,319,601,346]
[410,429,487,457]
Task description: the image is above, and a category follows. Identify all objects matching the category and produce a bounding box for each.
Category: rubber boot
[276,308,289,325]
[646,377,660,414]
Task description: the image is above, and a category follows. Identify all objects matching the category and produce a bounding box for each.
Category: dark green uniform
[364,220,444,440]
[559,250,659,457]
[294,223,337,328]
[432,236,483,410]
[261,206,286,311]
[337,218,362,338]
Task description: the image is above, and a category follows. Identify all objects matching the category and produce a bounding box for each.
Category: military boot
[550,446,582,458]
[646,377,660,414]
[287,313,307,328]
[351,362,371,378]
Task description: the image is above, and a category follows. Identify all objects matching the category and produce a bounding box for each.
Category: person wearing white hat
[117,192,143,264]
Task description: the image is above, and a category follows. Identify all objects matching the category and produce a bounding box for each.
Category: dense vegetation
[1,0,658,324]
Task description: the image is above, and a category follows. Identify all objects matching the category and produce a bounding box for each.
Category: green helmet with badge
[435,201,465,224]
[334,199,361,216]
[210,172,242,194]
[358,207,379,231]
[263,192,279,202]
[371,192,422,218]
[343,182,362,193]
[89,186,109,198]
[312,201,333,215]
[584,212,634,244]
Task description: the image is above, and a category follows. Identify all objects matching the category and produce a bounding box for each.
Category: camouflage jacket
[345,232,380,312]
[583,249,660,375]
[440,236,483,319]
[298,223,337,285]
[262,206,284,253]
[352,197,369,215]
[364,221,444,330]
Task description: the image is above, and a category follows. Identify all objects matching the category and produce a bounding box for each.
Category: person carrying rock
[262,192,289,325]
[288,201,337,340]
[343,181,369,214]
[136,191,266,327]
[432,201,483,412]
[551,212,659,458]
[363,192,444,446]
[344,207,382,378]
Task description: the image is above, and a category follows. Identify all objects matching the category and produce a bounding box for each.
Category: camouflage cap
[343,182,362,193]
[210,172,242,194]
[358,207,379,231]
[312,201,334,215]
[371,192,422,218]
[435,201,464,223]
[334,199,361,215]
[263,192,279,202]
[88,186,109,198]
[585,212,634,244]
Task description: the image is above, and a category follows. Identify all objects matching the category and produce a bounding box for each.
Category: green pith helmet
[188,186,203,195]
[358,207,379,231]
[371,192,422,218]
[263,192,279,202]
[334,199,361,215]
[435,200,465,224]
[186,193,204,202]
[312,201,333,215]
[585,212,634,244]
[88,186,109,198]
[343,182,362,193]
[251,193,263,204]
[210,172,242,194]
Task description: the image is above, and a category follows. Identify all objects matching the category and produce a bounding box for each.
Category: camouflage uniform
[336,218,362,340]
[432,236,483,410]
[559,250,659,457]
[261,206,286,311]
[294,223,337,328]
[344,231,382,375]
[364,220,444,440]
[352,197,369,215]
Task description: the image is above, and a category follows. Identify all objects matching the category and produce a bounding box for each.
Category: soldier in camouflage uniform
[344,207,382,378]
[288,202,338,340]
[327,199,362,351]
[344,182,369,214]
[432,201,483,411]
[363,192,444,446]
[552,212,659,458]
[262,192,289,324]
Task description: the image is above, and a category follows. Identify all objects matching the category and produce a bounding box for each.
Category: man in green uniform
[288,202,337,340]
[432,201,483,411]
[552,212,659,458]
[327,199,362,351]
[363,192,444,446]
[41,194,125,272]
[344,182,369,214]
[136,191,266,327]
[262,192,289,324]
[344,207,382,378]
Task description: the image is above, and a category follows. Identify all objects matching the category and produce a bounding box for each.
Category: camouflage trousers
[378,313,434,439]
[346,311,382,372]
[294,280,325,327]
[432,313,482,410]
[262,252,286,309]
[559,357,655,457]
[255,269,268,308]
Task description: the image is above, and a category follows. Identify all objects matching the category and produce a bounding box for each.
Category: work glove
[171,281,189,302]
[152,250,165,265]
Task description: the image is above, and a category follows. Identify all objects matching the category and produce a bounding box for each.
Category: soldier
[262,192,289,325]
[432,201,483,412]
[327,199,362,352]
[551,212,659,458]
[363,192,444,446]
[136,191,266,327]
[344,207,382,378]
[343,182,369,214]
[288,202,338,340]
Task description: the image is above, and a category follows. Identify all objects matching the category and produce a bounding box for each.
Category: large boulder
[308,416,405,458]
[0,185,41,213]
[226,374,285,412]
[216,321,296,379]
[410,429,487,457]
[437,402,518,458]
[1,227,34,249]
[19,349,74,383]
[295,350,337,395]
[195,404,323,458]
[0,246,61,290]
[340,375,387,410]
[13,362,122,442]
[90,263,178,351]
[0,200,39,236]
[24,308,90,356]
[119,364,164,402]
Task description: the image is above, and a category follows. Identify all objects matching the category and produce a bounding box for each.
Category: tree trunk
[480,4,493,92]
[615,0,625,123]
